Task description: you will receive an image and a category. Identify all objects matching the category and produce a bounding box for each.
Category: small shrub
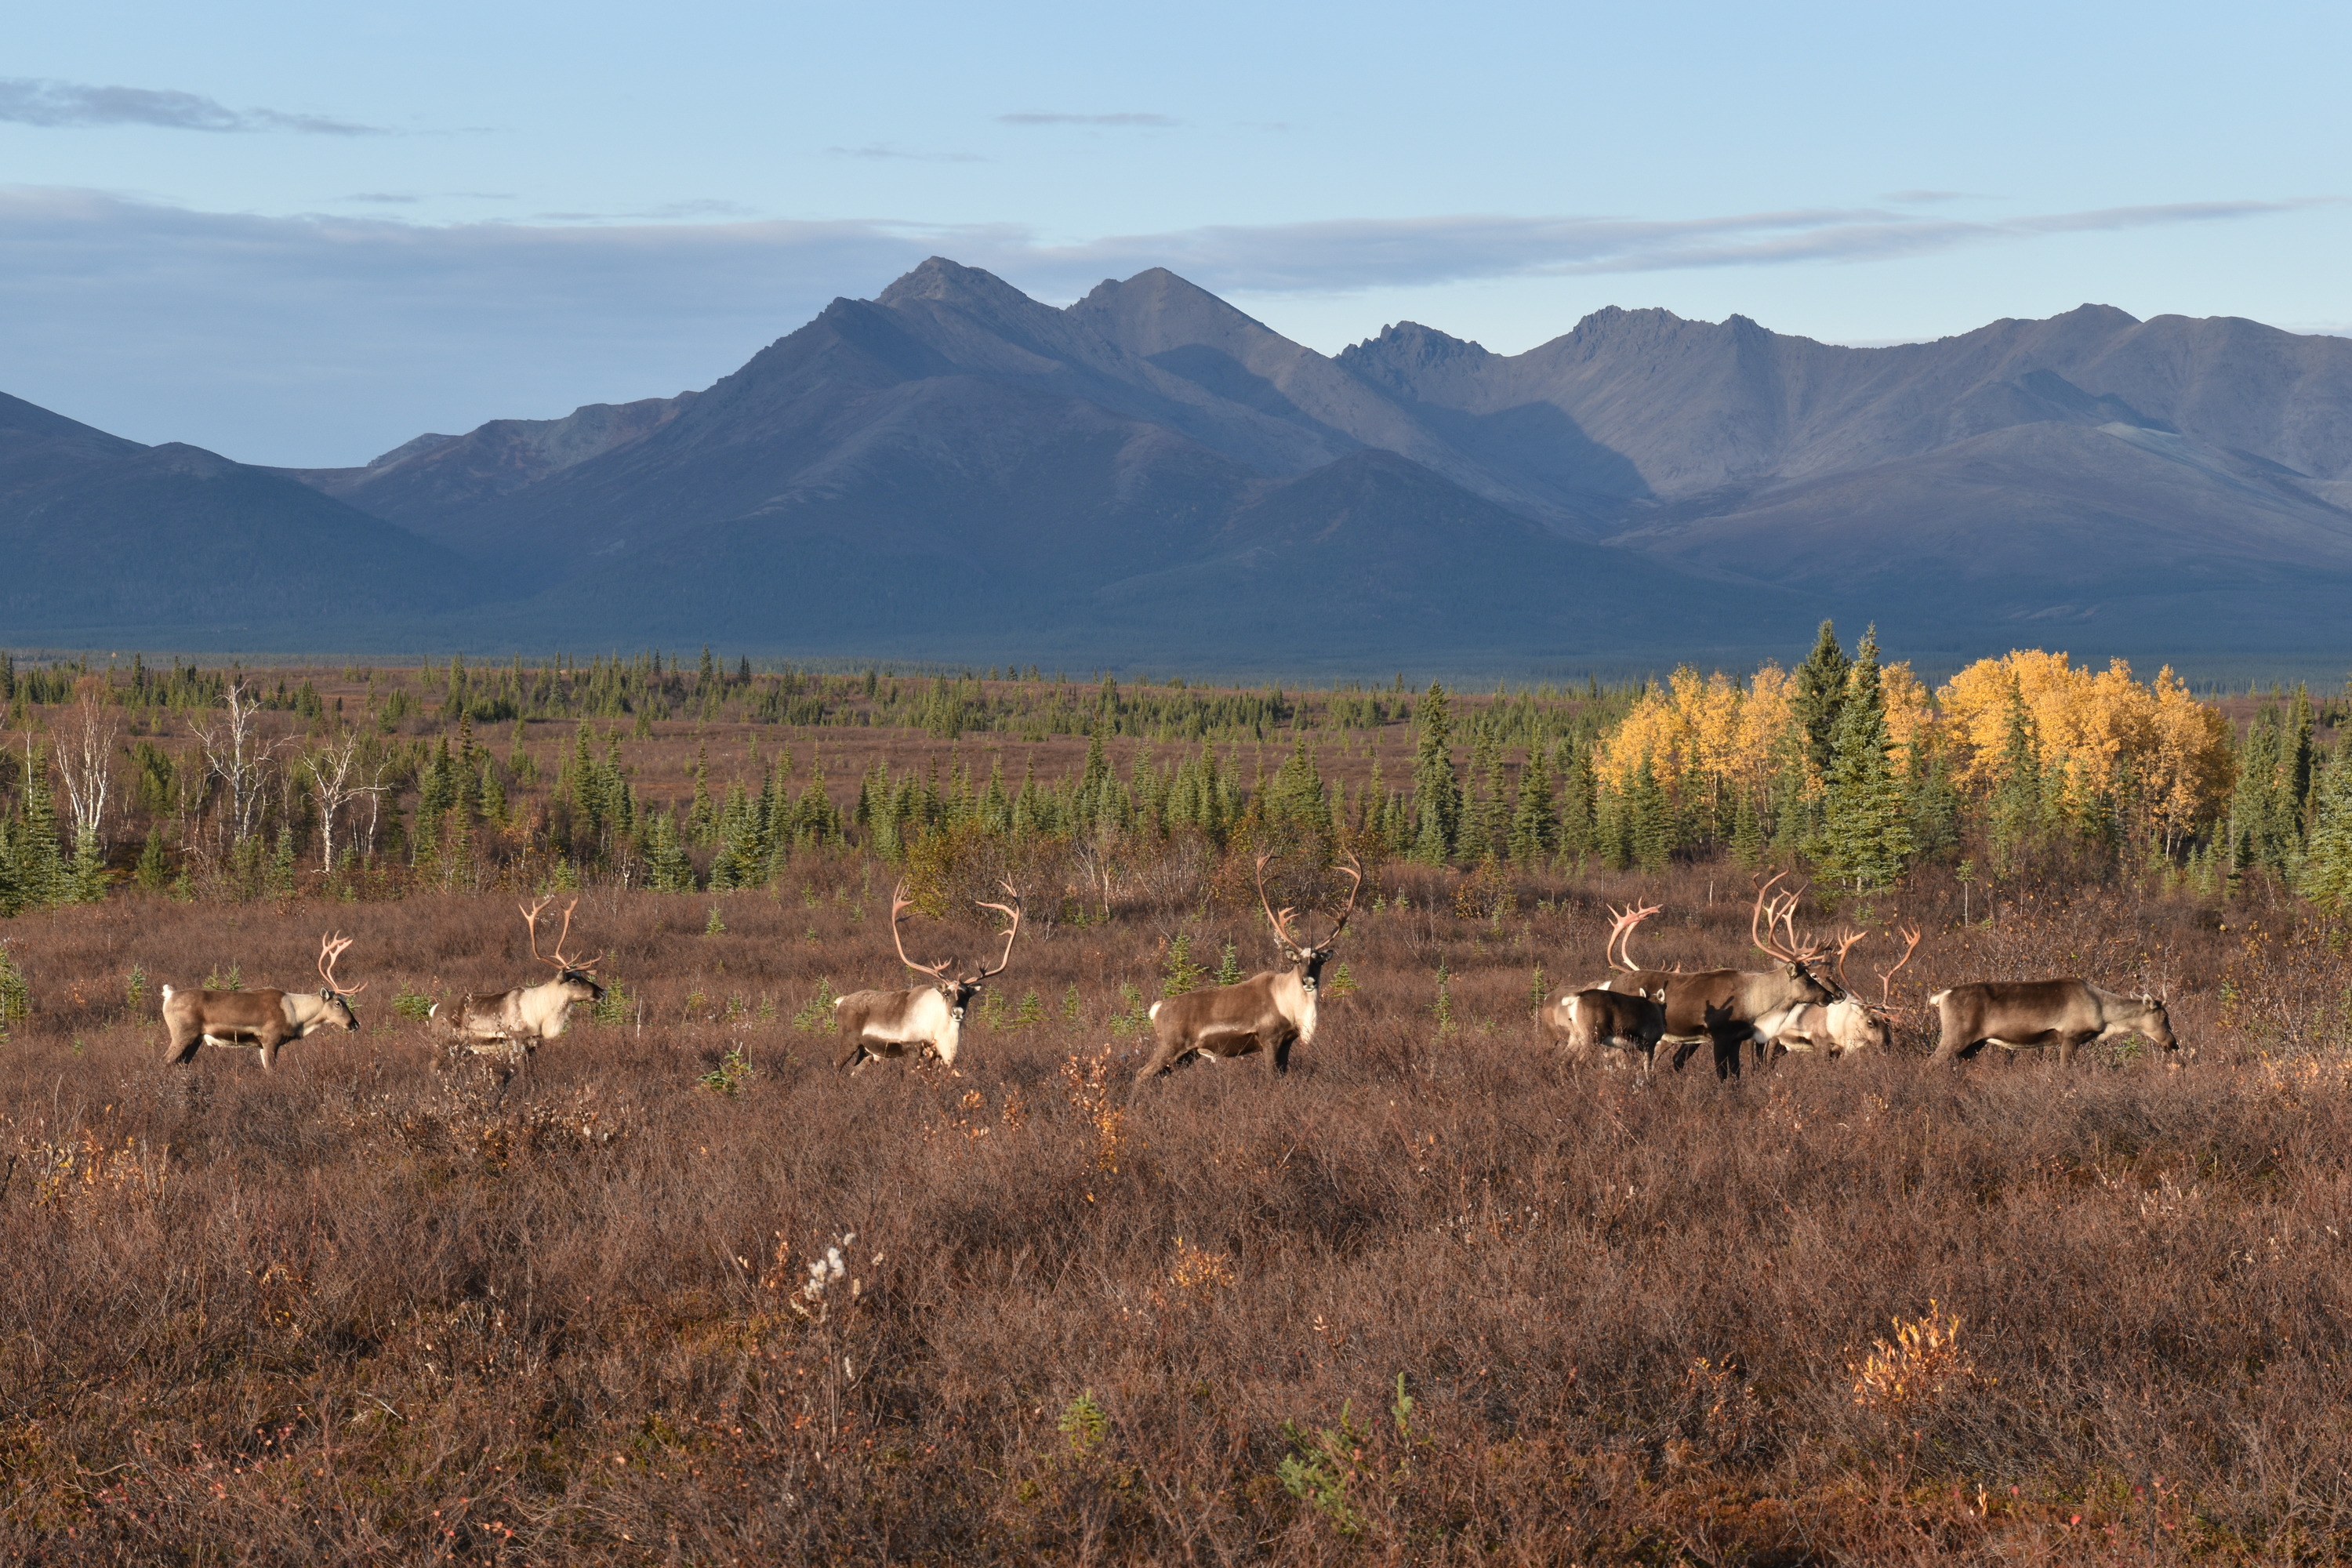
[791,978,839,1032]
[699,1044,755,1096]
[1057,1391,1108,1456]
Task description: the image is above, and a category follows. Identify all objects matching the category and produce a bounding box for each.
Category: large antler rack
[317,931,366,996]
[1604,902,1664,973]
[522,896,595,975]
[967,881,1023,981]
[1257,852,1363,956]
[1751,873,1834,971]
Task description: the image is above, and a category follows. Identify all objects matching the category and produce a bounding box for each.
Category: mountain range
[7,257,2352,671]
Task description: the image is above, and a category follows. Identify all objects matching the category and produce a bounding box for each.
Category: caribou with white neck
[1134,852,1362,1093]
[162,933,367,1071]
[434,897,607,1062]
[833,882,1022,1072]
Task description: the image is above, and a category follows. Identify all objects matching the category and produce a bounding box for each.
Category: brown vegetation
[5,851,2352,1563]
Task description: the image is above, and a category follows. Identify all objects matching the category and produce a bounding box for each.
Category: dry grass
[4,858,2352,1563]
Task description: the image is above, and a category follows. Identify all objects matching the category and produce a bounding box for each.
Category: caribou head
[523,895,606,1005]
[314,931,368,1032]
[1257,851,1363,995]
[891,880,1023,1022]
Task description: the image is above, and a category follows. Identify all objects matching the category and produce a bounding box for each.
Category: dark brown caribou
[833,882,1022,1072]
[1541,904,1668,1069]
[1927,979,2183,1065]
[1134,853,1363,1093]
[161,933,366,1071]
[1595,877,1840,1077]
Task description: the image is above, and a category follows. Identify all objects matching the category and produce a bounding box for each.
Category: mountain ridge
[7,259,2352,665]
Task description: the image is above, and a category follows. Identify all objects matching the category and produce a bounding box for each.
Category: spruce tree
[2228,706,2299,877]
[13,750,65,909]
[2290,684,2317,822]
[641,811,694,891]
[1729,790,1765,869]
[1507,747,1556,863]
[1820,627,1912,889]
[1988,687,2042,871]
[1410,683,1461,864]
[1628,757,1672,873]
[1792,620,1851,778]
[1466,726,1508,862]
[2299,741,2352,913]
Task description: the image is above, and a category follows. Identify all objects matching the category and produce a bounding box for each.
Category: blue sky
[5,0,2347,466]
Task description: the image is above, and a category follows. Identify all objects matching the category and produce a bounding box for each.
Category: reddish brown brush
[0,855,2347,1562]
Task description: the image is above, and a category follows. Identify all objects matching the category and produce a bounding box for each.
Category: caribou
[1773,926,1919,1057]
[1596,876,1840,1077]
[432,897,606,1062]
[1541,904,1668,1069]
[833,882,1022,1072]
[1927,979,2183,1065]
[162,933,366,1071]
[1134,853,1363,1092]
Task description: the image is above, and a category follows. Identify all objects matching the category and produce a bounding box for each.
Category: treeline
[3,631,2350,918]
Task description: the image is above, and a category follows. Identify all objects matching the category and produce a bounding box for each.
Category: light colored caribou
[433,897,606,1062]
[162,933,366,1071]
[1927,980,2183,1065]
[833,882,1022,1072]
[1595,876,1840,1077]
[1773,926,1919,1057]
[1134,853,1363,1092]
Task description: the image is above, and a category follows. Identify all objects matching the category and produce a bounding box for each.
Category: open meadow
[6,853,2352,1564]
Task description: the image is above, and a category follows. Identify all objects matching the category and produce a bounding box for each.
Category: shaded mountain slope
[0,434,481,637]
[280,393,698,528]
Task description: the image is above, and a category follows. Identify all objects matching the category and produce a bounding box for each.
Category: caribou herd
[152,864,2183,1083]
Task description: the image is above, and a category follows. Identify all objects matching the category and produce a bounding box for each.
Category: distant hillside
[6,261,2351,666]
[0,392,480,644]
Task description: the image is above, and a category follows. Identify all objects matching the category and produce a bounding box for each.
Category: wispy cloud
[0,77,384,136]
[996,111,1177,127]
[1001,199,2339,293]
[344,192,422,205]
[826,143,988,163]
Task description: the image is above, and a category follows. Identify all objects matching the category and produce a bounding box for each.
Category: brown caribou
[833,882,1022,1072]
[1773,926,1919,1057]
[1927,979,2183,1065]
[1596,876,1840,1077]
[432,897,606,1062]
[1134,853,1363,1092]
[162,933,366,1071]
[1541,903,1668,1069]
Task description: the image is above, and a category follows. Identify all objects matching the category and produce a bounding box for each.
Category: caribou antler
[1310,853,1364,951]
[1752,874,1833,970]
[522,896,595,975]
[1258,851,1363,955]
[968,881,1023,980]
[317,932,366,996]
[1828,927,1868,999]
[1605,902,1663,972]
[1255,854,1305,954]
[889,882,954,979]
[1874,927,1922,1018]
